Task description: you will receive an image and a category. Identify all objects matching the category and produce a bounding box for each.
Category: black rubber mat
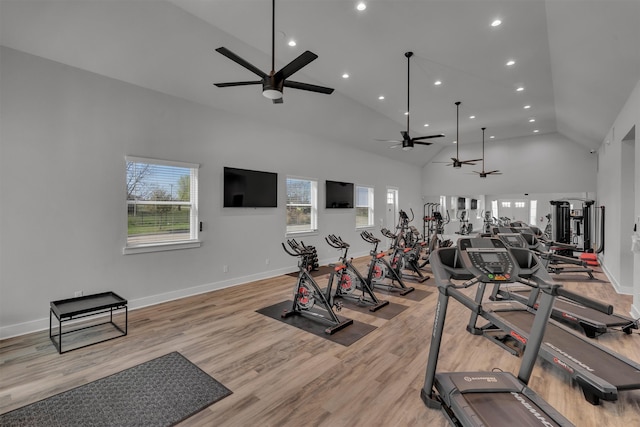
[373,287,432,302]
[256,300,377,346]
[335,298,408,320]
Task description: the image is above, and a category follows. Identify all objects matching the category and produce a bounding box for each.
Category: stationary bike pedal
[335,301,343,311]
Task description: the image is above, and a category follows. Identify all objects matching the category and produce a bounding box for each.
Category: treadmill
[462,238,640,405]
[494,233,638,337]
[421,237,575,426]
[493,226,595,279]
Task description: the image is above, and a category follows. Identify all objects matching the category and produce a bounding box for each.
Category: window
[355,186,374,228]
[286,177,317,233]
[501,201,511,208]
[515,201,526,208]
[491,200,499,219]
[125,156,199,254]
[529,200,538,225]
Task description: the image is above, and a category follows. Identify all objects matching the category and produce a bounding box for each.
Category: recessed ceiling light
[524,105,531,109]
[288,39,296,47]
[453,140,457,144]
[356,2,366,11]
[424,123,429,127]
[469,115,476,119]
[506,59,515,66]
[529,118,536,122]
[491,19,502,27]
[342,73,349,79]
[490,136,495,139]
[516,86,525,92]
[533,129,539,133]
[378,95,385,100]
[434,80,442,86]
[404,111,409,116]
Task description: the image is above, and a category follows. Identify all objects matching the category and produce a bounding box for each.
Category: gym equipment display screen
[223,167,278,207]
[325,180,354,208]
[480,253,500,262]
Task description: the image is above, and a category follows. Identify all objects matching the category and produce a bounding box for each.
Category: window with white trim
[355,185,374,228]
[286,177,317,233]
[125,156,199,253]
[529,200,538,225]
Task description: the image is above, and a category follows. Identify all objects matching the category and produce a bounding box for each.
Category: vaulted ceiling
[1,0,639,166]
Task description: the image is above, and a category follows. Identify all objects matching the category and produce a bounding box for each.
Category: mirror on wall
[422,192,596,239]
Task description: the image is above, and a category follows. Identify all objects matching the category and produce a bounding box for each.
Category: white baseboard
[0,264,296,341]
[0,252,374,341]
[599,256,633,295]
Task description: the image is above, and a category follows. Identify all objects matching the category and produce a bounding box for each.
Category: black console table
[50,292,128,354]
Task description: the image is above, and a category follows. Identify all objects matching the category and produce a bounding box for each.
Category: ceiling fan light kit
[214,0,334,104]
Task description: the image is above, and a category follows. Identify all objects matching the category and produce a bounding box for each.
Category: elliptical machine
[325,235,390,312]
[360,230,415,295]
[281,239,353,334]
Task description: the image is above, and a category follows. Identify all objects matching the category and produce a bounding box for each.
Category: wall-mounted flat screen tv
[457,197,466,210]
[325,180,354,209]
[223,167,277,208]
[471,199,478,210]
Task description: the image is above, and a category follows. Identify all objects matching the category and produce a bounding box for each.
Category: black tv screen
[457,197,466,210]
[471,199,478,210]
[223,167,277,207]
[325,180,354,209]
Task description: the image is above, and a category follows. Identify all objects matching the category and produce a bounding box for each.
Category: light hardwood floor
[1,257,639,426]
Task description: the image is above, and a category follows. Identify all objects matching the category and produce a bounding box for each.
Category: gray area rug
[0,352,232,427]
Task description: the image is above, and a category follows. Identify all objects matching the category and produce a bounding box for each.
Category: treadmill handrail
[557,288,613,315]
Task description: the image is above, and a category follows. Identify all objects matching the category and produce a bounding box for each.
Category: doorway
[386,187,398,230]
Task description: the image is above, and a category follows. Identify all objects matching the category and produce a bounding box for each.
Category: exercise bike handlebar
[283,239,315,257]
[380,228,397,239]
[282,242,300,257]
[325,234,350,249]
[360,230,380,244]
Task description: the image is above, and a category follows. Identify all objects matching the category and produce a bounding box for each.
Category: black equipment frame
[282,240,353,334]
[421,238,575,426]
[325,234,389,311]
[360,230,415,295]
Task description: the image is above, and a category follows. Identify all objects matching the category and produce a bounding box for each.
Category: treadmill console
[464,248,515,282]
[497,233,528,249]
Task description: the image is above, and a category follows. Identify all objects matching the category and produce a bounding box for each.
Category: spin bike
[325,234,390,312]
[282,239,353,334]
[361,230,415,295]
[380,226,429,283]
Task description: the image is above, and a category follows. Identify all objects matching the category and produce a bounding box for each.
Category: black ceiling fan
[442,101,482,167]
[213,0,334,104]
[376,52,444,150]
[473,127,502,178]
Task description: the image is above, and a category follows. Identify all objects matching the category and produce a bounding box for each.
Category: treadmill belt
[465,393,562,427]
[499,311,640,388]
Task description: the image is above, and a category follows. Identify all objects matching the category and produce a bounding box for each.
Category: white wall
[421,132,597,239]
[0,47,424,338]
[596,78,640,314]
[422,132,597,196]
